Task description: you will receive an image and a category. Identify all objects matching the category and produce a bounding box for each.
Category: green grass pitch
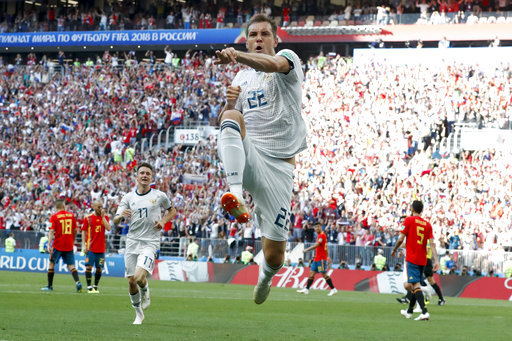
[0,270,510,341]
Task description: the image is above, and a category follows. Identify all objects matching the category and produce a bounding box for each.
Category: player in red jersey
[297,221,337,296]
[81,200,111,293]
[392,200,440,321]
[41,199,83,293]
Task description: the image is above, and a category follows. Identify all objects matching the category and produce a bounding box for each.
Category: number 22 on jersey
[247,90,267,109]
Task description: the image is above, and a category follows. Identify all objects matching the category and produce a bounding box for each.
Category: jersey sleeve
[116,194,130,216]
[159,191,172,210]
[276,49,303,83]
[49,215,56,231]
[81,216,89,231]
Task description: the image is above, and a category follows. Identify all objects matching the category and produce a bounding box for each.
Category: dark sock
[306,278,314,289]
[415,290,427,314]
[86,269,92,287]
[407,293,417,314]
[94,269,102,287]
[326,278,335,289]
[406,291,412,300]
[48,269,55,287]
[71,269,80,283]
[432,283,444,300]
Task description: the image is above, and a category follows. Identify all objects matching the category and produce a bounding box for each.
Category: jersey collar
[135,188,152,196]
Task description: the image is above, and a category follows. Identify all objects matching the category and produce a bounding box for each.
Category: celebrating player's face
[246,22,278,55]
[137,166,153,186]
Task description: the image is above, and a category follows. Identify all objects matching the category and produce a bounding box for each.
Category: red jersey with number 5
[50,210,77,251]
[314,232,328,262]
[401,215,433,266]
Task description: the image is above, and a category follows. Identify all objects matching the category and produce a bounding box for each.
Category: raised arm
[215,47,290,73]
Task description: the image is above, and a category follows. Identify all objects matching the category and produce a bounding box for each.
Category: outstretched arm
[215,47,290,73]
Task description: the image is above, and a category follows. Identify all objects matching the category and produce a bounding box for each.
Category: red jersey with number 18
[401,215,433,266]
[50,210,77,252]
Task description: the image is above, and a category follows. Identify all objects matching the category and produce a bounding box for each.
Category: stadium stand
[1,0,512,33]
[1,48,512,272]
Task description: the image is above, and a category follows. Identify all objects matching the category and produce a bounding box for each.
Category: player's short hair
[247,14,277,39]
[137,162,154,174]
[55,199,65,208]
[412,200,423,214]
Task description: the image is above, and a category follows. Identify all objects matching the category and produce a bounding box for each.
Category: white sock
[130,291,141,308]
[258,257,282,285]
[219,119,245,199]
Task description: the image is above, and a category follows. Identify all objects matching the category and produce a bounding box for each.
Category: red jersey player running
[41,199,83,293]
[392,200,440,321]
[81,200,112,293]
[297,221,338,296]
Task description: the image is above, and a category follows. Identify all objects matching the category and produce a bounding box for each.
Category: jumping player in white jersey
[215,14,307,304]
[113,162,176,324]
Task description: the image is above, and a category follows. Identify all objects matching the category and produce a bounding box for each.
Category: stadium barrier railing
[2,230,510,276]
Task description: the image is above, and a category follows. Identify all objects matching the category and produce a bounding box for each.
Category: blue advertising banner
[0,29,244,48]
[0,249,125,277]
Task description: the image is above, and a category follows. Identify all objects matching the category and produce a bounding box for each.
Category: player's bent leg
[134,267,150,310]
[68,265,82,293]
[42,262,56,291]
[221,193,250,223]
[219,109,246,139]
[254,238,285,304]
[323,274,337,296]
[128,276,145,324]
[219,112,250,223]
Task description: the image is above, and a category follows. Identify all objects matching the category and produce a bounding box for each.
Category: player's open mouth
[255,46,263,52]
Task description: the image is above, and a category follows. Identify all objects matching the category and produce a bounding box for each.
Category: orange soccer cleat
[221,193,250,223]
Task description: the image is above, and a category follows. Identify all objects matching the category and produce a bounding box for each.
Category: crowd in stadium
[1,48,512,263]
[1,0,511,33]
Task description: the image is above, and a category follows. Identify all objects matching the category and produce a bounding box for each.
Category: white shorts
[124,238,158,277]
[242,135,295,242]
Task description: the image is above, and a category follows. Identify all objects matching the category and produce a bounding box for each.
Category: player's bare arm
[153,207,176,230]
[219,85,242,121]
[391,233,406,257]
[304,242,320,253]
[101,209,112,231]
[47,229,55,253]
[429,238,440,271]
[215,47,290,73]
[113,209,131,225]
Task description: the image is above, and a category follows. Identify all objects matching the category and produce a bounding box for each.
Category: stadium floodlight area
[353,46,512,67]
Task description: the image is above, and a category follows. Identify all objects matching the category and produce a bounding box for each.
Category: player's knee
[128,276,137,286]
[265,254,284,268]
[220,109,243,123]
